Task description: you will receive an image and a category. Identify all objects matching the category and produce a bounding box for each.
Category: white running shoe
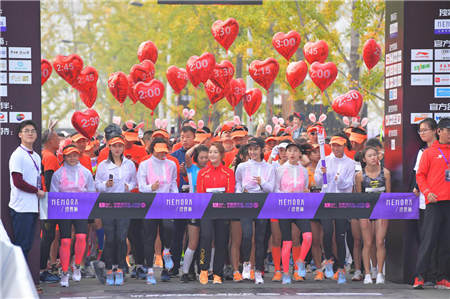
[352,270,363,281]
[364,274,373,284]
[371,267,377,280]
[376,273,385,284]
[242,262,251,280]
[255,271,264,284]
[60,272,70,287]
[72,266,82,282]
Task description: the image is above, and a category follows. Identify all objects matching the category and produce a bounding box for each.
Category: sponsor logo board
[8,112,32,123]
[411,62,433,73]
[411,49,433,60]
[411,74,433,86]
[435,74,450,85]
[435,87,450,98]
[411,113,433,124]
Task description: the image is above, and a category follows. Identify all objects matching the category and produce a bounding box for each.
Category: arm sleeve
[11,172,39,193]
[235,164,243,193]
[336,160,355,191]
[416,150,431,198]
[261,165,275,192]
[169,163,179,193]
[126,161,137,191]
[275,168,282,193]
[43,170,55,192]
[303,167,309,191]
[314,162,324,187]
[50,170,60,192]
[137,162,152,193]
[94,162,108,192]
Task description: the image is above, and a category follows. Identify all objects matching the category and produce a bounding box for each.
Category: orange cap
[63,146,81,156]
[330,136,347,146]
[123,131,139,142]
[72,133,88,142]
[231,130,248,139]
[154,143,169,153]
[265,136,278,143]
[108,136,125,146]
[152,129,170,140]
[195,133,212,144]
[349,132,367,144]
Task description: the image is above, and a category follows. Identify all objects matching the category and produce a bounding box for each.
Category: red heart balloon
[108,71,129,104]
[211,18,239,51]
[243,88,262,117]
[166,66,188,94]
[133,79,165,112]
[226,78,246,109]
[186,53,216,87]
[41,59,52,86]
[137,40,158,64]
[286,61,308,89]
[332,90,363,117]
[309,61,338,92]
[249,58,279,91]
[272,30,301,61]
[211,60,235,89]
[130,60,155,84]
[53,54,83,86]
[71,109,99,139]
[79,87,97,109]
[363,39,381,70]
[127,75,139,104]
[73,66,98,92]
[205,80,229,105]
[303,41,329,64]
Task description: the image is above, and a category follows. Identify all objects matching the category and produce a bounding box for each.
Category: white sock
[148,267,154,274]
[182,248,195,274]
[209,248,215,272]
[163,248,170,255]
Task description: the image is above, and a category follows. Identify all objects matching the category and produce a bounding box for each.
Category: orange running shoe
[272,270,283,281]
[213,275,223,284]
[233,271,243,282]
[333,271,339,281]
[154,255,163,268]
[250,270,255,281]
[293,272,304,281]
[314,270,325,281]
[199,270,208,285]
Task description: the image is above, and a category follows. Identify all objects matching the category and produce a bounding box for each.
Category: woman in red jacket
[197,142,235,285]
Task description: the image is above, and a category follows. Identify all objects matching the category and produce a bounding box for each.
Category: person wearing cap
[347,127,367,160]
[71,133,94,173]
[307,124,331,156]
[137,138,177,284]
[264,135,279,162]
[50,144,96,287]
[413,118,450,290]
[314,132,355,284]
[222,125,239,168]
[235,138,275,284]
[95,136,137,286]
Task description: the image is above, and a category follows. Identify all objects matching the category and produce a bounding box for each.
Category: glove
[270,145,279,158]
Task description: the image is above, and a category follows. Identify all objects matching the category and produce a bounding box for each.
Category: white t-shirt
[9,145,41,213]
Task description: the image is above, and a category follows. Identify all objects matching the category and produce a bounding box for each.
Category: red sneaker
[435,279,450,290]
[413,276,424,289]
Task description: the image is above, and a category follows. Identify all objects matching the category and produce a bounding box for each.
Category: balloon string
[208,104,212,127]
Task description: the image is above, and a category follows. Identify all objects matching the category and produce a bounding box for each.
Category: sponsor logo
[9,60,31,72]
[435,87,450,98]
[388,105,398,113]
[434,113,450,122]
[411,62,433,73]
[435,74,450,85]
[385,113,402,126]
[435,49,450,60]
[387,129,398,137]
[411,113,433,124]
[435,19,450,34]
[8,112,32,123]
[0,60,6,71]
[0,112,7,123]
[0,85,6,97]
[0,16,6,32]
[390,22,398,38]
[8,47,31,59]
[8,73,31,84]
[411,74,433,86]
[435,61,450,73]
[0,72,6,84]
[0,47,6,59]
[390,12,397,22]
[389,42,398,52]
[411,49,433,60]
[389,88,397,101]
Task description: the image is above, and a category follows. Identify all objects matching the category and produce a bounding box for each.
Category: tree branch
[337,69,384,101]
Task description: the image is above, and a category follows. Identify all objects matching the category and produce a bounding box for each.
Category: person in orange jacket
[414,118,450,290]
[71,133,93,174]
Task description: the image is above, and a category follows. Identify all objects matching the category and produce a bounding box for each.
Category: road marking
[296,293,383,296]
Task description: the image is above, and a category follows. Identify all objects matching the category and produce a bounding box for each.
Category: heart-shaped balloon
[127,75,139,104]
[226,78,246,109]
[41,59,52,86]
[243,88,262,117]
[73,66,98,92]
[79,87,97,109]
[71,109,100,139]
[205,80,229,105]
[130,60,155,84]
[332,89,363,117]
[137,40,158,64]
[53,54,83,86]
[211,60,235,89]
[211,18,239,51]
[286,61,308,89]
[133,79,165,113]
[249,58,279,91]
[186,53,216,87]
[303,40,329,64]
[309,61,338,92]
[108,71,129,104]
[272,30,301,61]
[363,39,382,71]
[166,66,188,94]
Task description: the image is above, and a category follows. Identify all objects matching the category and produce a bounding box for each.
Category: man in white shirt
[9,120,46,260]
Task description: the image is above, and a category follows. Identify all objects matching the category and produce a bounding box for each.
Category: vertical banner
[0,1,41,283]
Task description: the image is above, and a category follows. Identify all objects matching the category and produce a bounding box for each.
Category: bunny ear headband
[309,113,327,124]
[182,108,196,120]
[344,116,368,128]
[155,118,169,130]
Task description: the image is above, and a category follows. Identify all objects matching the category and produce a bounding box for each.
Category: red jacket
[416,140,450,204]
[196,162,235,193]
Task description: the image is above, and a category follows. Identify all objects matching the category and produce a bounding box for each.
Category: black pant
[199,219,229,276]
[128,219,145,265]
[171,219,187,272]
[279,219,311,241]
[322,219,347,269]
[40,220,57,270]
[416,201,450,280]
[240,218,269,272]
[142,219,174,268]
[10,209,38,261]
[103,218,130,270]
[58,219,88,238]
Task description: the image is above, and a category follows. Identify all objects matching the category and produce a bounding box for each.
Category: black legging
[322,219,347,269]
[40,220,57,270]
[240,218,269,272]
[128,219,145,265]
[142,219,174,268]
[279,219,311,241]
[102,218,130,270]
[199,219,229,276]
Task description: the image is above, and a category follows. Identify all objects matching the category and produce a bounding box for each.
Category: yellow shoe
[154,255,163,268]
[314,270,325,281]
[250,270,255,281]
[293,272,304,281]
[333,271,339,281]
[213,275,223,284]
[233,271,243,282]
[272,270,282,282]
[199,270,208,285]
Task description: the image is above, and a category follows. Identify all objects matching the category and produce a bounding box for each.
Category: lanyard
[19,145,40,173]
[438,148,449,167]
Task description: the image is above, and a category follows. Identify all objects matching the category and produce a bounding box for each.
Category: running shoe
[72,266,82,282]
[161,269,170,282]
[352,269,363,281]
[168,269,179,278]
[333,271,339,281]
[314,270,324,281]
[242,262,251,280]
[309,260,317,272]
[213,275,223,284]
[413,276,424,289]
[114,269,124,286]
[106,270,114,286]
[364,274,373,284]
[154,255,163,268]
[199,270,208,285]
[137,266,147,280]
[435,279,450,290]
[92,261,106,285]
[272,270,282,282]
[282,273,291,284]
[255,271,264,284]
[376,273,385,284]
[233,271,243,282]
[40,270,60,283]
[60,272,69,287]
[296,261,307,278]
[187,272,196,281]
[371,267,378,280]
[337,270,346,284]
[163,252,174,270]
[250,270,255,281]
[130,266,137,278]
[146,271,157,285]
[324,260,334,279]
[293,272,304,281]
[180,274,189,283]
[223,265,234,281]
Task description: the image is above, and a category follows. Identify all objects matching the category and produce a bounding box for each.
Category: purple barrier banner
[258,193,324,219]
[146,193,212,219]
[370,193,419,220]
